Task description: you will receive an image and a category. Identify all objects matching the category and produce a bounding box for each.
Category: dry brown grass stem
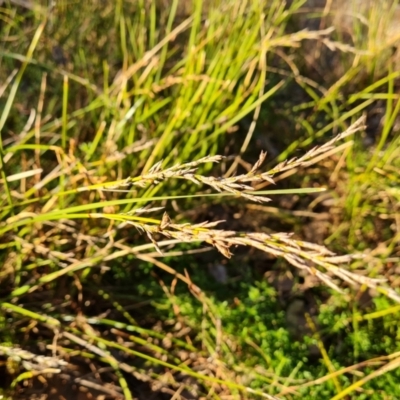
[105,117,366,203]
[121,209,400,303]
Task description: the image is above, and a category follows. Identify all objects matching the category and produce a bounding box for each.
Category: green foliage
[1,0,400,399]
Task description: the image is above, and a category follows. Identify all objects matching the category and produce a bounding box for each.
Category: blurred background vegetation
[0,0,399,399]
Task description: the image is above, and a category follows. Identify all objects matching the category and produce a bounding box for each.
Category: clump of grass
[1,113,398,398]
